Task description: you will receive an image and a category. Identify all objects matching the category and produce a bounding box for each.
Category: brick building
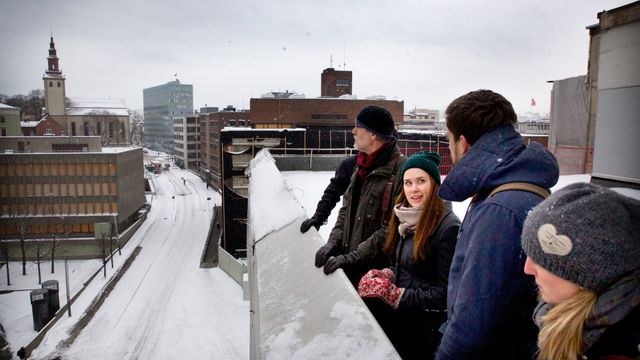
[250,97,403,149]
[199,110,250,189]
[321,68,352,97]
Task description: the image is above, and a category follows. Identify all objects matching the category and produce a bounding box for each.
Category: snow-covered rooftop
[0,102,20,110]
[67,97,128,116]
[20,121,39,127]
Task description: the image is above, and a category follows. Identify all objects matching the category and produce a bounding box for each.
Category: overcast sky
[0,0,631,115]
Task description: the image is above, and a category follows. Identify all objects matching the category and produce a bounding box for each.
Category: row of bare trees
[1,215,68,285]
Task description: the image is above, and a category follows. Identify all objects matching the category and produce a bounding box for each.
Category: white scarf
[393,203,423,237]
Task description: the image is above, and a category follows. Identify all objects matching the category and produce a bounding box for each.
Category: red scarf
[357,142,390,180]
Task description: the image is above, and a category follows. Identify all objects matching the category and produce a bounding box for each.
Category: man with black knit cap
[315,105,406,286]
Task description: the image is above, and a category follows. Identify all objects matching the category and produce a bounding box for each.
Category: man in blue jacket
[435,90,559,359]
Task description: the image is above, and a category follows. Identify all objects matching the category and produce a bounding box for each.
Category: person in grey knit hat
[521,182,640,360]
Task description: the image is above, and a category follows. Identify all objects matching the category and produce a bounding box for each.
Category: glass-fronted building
[143,80,193,153]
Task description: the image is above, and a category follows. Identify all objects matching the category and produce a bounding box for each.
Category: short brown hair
[445,89,517,145]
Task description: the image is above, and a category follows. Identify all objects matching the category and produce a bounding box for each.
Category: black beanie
[356,105,395,138]
[521,182,640,293]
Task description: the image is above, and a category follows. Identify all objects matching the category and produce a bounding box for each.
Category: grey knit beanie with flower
[521,182,640,293]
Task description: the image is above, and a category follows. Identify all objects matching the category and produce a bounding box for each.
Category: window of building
[109,122,114,138]
[71,122,77,136]
[49,81,53,87]
[97,122,101,135]
[57,81,61,87]
[84,122,89,136]
[336,79,349,86]
[0,116,5,123]
[45,128,52,134]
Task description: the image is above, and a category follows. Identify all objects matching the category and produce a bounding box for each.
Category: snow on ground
[4,158,636,360]
[282,171,595,235]
[1,167,248,360]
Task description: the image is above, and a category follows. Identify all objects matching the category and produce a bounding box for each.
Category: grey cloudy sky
[0,0,631,115]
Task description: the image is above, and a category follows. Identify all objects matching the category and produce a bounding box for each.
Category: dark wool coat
[369,207,459,360]
[392,208,460,314]
[311,155,357,223]
[436,125,559,360]
[327,140,405,284]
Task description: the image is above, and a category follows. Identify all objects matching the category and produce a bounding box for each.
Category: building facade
[0,103,21,136]
[0,137,145,259]
[250,96,404,149]
[143,80,193,154]
[321,68,352,97]
[199,110,251,189]
[41,37,130,145]
[401,108,441,131]
[173,114,200,170]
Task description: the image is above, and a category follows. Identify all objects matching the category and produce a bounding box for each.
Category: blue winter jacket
[436,125,559,360]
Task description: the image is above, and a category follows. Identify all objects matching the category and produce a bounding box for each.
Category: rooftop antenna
[342,44,347,70]
[330,54,333,68]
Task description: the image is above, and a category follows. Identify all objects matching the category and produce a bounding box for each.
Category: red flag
[531,98,536,107]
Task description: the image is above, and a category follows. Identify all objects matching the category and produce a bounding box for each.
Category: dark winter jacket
[436,125,559,360]
[584,305,640,360]
[328,139,405,284]
[310,155,358,224]
[392,208,460,315]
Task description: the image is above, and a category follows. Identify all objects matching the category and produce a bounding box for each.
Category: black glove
[315,241,340,268]
[323,251,362,275]
[300,217,322,233]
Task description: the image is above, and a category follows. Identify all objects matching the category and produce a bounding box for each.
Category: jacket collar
[439,125,558,201]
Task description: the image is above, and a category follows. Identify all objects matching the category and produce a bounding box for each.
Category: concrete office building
[0,136,146,259]
[174,114,200,170]
[143,80,193,154]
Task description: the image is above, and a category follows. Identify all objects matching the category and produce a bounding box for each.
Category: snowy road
[35,168,249,359]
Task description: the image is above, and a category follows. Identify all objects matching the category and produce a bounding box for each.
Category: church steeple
[46,36,62,75]
[43,36,66,116]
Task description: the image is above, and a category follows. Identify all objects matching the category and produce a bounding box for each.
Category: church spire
[46,36,62,75]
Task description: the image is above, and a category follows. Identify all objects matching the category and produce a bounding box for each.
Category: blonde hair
[383,175,445,261]
[536,289,597,360]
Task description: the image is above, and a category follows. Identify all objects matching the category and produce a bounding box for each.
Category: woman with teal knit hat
[357,150,461,359]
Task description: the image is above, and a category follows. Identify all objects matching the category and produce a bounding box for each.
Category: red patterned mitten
[357,275,405,309]
[362,268,395,281]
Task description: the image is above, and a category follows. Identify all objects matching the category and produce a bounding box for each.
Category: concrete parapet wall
[218,245,246,285]
[247,149,399,359]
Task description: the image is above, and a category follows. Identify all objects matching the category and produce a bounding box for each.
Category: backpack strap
[488,182,551,199]
[381,174,395,226]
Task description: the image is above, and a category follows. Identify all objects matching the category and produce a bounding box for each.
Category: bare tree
[33,240,44,285]
[50,221,69,274]
[7,209,33,276]
[87,110,115,146]
[1,245,10,286]
[128,109,144,146]
[0,90,45,119]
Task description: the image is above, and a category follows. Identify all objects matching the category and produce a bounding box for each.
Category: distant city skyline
[0,0,633,115]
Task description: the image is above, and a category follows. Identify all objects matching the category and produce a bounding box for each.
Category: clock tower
[43,36,66,116]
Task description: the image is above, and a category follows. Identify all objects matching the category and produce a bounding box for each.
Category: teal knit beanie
[401,151,441,185]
